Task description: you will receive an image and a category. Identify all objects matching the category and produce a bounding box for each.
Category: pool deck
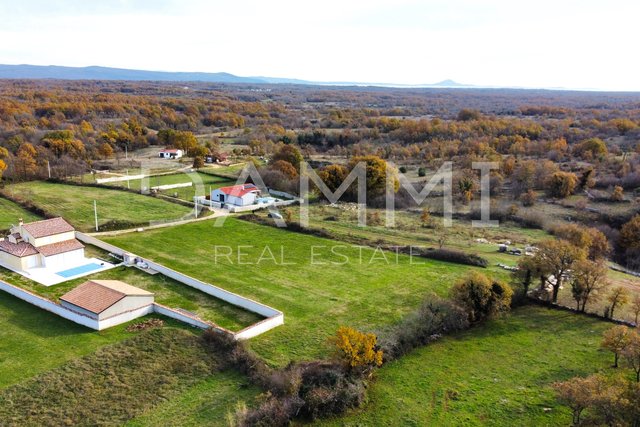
[0,258,118,287]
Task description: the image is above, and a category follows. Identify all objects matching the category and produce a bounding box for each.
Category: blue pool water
[56,263,103,278]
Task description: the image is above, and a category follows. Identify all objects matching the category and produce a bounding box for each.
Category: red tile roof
[37,239,85,257]
[0,240,39,257]
[22,217,75,239]
[218,184,259,197]
[60,280,153,314]
[160,148,181,153]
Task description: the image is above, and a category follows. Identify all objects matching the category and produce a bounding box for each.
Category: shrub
[399,166,408,173]
[380,294,469,360]
[418,167,427,177]
[421,248,488,268]
[331,327,383,373]
[546,171,578,198]
[450,272,513,323]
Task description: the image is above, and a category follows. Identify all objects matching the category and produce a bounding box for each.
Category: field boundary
[76,232,284,339]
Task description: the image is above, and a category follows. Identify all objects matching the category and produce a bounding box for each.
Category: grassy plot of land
[0,196,42,230]
[0,264,262,332]
[1,181,193,231]
[105,218,499,365]
[0,292,140,389]
[319,306,613,427]
[101,171,235,202]
[0,327,252,426]
[125,372,259,427]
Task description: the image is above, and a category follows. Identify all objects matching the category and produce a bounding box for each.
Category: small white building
[0,218,85,271]
[211,184,260,206]
[60,280,154,321]
[159,148,183,159]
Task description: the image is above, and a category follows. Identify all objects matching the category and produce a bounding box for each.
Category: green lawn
[0,292,141,389]
[320,306,614,426]
[101,171,235,202]
[1,181,193,231]
[0,264,262,332]
[0,327,251,426]
[0,196,42,231]
[105,217,495,366]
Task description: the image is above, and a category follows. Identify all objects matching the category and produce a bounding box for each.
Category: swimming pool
[256,197,277,204]
[56,263,103,278]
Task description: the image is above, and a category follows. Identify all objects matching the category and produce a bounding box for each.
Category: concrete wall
[100,295,155,320]
[96,174,146,184]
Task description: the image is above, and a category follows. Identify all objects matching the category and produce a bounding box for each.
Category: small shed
[60,280,154,320]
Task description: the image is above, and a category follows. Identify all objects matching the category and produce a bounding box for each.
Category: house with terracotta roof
[0,217,85,272]
[211,183,261,206]
[60,280,154,321]
[158,148,183,159]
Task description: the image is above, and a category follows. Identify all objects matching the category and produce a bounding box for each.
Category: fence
[76,232,284,339]
[96,174,146,184]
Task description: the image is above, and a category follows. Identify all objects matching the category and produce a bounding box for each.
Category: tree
[546,172,578,198]
[575,137,608,160]
[631,296,640,325]
[620,215,640,253]
[0,146,8,180]
[530,239,586,303]
[520,189,537,207]
[270,160,298,179]
[570,260,608,312]
[553,376,598,425]
[331,326,383,373]
[347,155,398,199]
[450,272,513,323]
[622,331,640,382]
[418,167,426,177]
[607,286,630,320]
[97,142,114,159]
[420,208,431,227]
[15,143,38,179]
[553,224,610,261]
[579,168,596,189]
[318,164,349,194]
[457,108,482,121]
[601,325,631,368]
[192,156,204,169]
[272,145,303,171]
[611,185,625,202]
[457,175,475,204]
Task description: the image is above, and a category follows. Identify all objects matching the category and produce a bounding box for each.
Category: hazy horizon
[1,0,639,91]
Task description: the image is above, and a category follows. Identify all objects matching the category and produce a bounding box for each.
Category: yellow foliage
[332,326,383,369]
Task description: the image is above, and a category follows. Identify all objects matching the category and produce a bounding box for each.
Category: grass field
[105,217,504,365]
[0,196,42,230]
[100,171,236,202]
[0,263,262,332]
[1,181,194,231]
[320,306,615,426]
[0,327,253,426]
[0,292,141,389]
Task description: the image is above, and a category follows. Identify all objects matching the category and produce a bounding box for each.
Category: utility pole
[94,200,99,232]
[47,160,51,179]
[125,145,128,160]
[194,197,199,219]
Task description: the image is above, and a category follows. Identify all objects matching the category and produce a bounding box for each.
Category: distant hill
[0,64,469,88]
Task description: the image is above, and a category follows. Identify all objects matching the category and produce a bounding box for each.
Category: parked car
[268,212,283,219]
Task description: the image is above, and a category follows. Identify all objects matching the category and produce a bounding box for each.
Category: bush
[380,294,469,360]
[450,272,513,323]
[418,167,427,177]
[420,248,488,268]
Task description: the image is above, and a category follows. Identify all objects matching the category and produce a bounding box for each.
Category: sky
[0,0,638,90]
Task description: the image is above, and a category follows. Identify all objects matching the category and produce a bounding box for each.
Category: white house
[0,218,85,272]
[211,184,260,206]
[158,148,183,159]
[60,280,154,321]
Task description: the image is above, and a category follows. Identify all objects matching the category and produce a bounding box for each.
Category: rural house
[59,280,154,321]
[158,148,183,159]
[211,183,260,206]
[0,218,85,271]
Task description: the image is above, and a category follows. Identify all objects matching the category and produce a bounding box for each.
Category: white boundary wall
[76,232,284,340]
[0,279,156,330]
[96,174,146,184]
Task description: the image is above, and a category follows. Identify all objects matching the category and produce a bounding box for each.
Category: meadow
[0,181,194,231]
[0,196,42,230]
[105,217,493,365]
[319,306,615,426]
[98,171,236,202]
